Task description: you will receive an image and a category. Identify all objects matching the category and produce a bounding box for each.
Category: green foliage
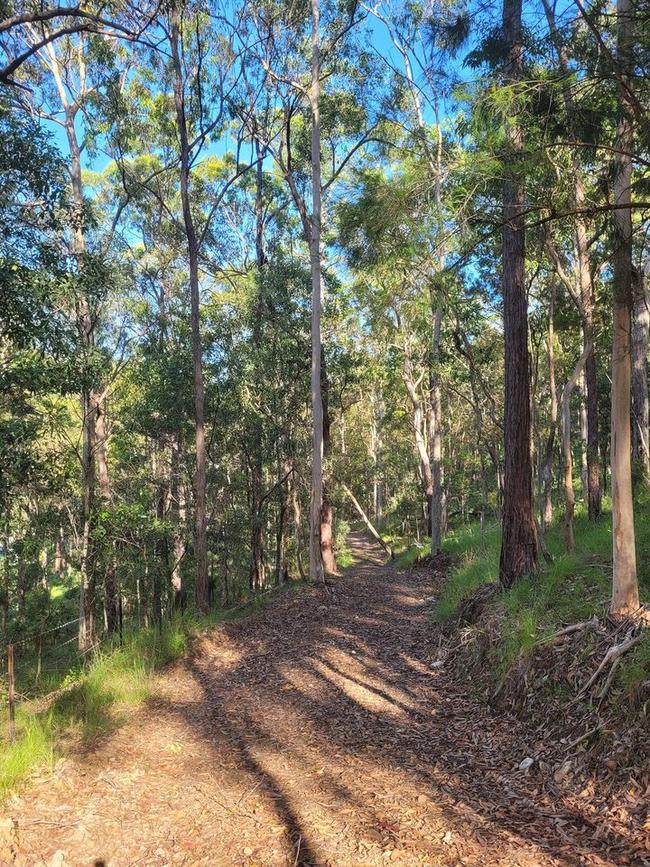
[0,597,281,797]
[433,503,650,695]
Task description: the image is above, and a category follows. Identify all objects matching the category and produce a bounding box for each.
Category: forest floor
[3,534,648,867]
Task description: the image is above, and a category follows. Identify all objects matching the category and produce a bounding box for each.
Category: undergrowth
[402,498,650,702]
[0,593,283,798]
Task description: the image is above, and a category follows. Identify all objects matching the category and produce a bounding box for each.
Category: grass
[0,588,291,798]
[398,497,650,699]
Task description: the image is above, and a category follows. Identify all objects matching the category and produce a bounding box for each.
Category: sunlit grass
[0,718,54,796]
[0,591,286,799]
[432,496,650,694]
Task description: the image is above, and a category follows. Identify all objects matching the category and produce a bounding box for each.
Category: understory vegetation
[0,592,283,795]
[425,500,650,709]
[1,0,649,834]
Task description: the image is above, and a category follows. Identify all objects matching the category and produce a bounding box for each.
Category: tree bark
[499,0,538,587]
[402,345,434,524]
[631,261,649,481]
[66,113,96,652]
[152,438,167,627]
[579,369,589,501]
[540,285,558,530]
[370,390,384,529]
[610,0,640,617]
[341,483,392,556]
[170,7,209,612]
[170,432,186,610]
[249,130,267,593]
[320,351,337,574]
[308,0,325,583]
[93,393,119,635]
[430,306,443,554]
[561,343,592,554]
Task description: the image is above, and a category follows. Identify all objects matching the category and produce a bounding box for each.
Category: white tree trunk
[610,0,640,617]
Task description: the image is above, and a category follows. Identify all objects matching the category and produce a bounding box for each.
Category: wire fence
[0,614,97,742]
[1,577,283,743]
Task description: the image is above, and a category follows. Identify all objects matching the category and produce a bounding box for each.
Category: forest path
[6,534,638,866]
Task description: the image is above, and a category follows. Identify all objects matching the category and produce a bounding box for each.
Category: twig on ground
[536,616,600,647]
[564,722,605,752]
[576,632,642,699]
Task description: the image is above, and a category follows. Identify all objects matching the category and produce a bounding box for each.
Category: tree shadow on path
[148,532,646,866]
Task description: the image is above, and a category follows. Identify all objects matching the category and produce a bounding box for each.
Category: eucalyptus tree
[339,159,453,531]
[0,105,84,641]
[609,0,639,617]
[106,0,263,610]
[362,0,452,554]
[497,0,538,586]
[4,20,132,648]
[251,0,388,579]
[541,0,603,521]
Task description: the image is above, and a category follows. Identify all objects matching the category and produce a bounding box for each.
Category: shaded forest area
[1,0,650,837]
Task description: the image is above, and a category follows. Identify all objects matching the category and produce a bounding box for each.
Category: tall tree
[308,0,325,581]
[542,0,602,520]
[610,0,640,617]
[498,0,538,586]
[169,2,209,612]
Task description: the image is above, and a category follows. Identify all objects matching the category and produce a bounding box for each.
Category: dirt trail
[5,534,645,866]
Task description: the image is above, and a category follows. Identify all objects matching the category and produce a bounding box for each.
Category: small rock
[48,852,66,867]
[519,757,535,772]
[242,846,254,857]
[554,759,573,784]
[430,661,444,670]
[442,831,454,845]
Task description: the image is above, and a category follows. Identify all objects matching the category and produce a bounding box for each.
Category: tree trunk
[579,370,589,501]
[249,130,267,593]
[610,0,640,617]
[275,461,291,585]
[540,285,558,530]
[249,462,265,592]
[430,307,443,554]
[499,0,538,587]
[168,432,186,611]
[631,261,649,482]
[54,525,65,574]
[561,343,592,553]
[542,0,601,519]
[170,10,209,612]
[341,483,392,556]
[402,345,434,524]
[370,390,384,529]
[152,438,167,627]
[93,394,119,635]
[308,0,325,583]
[65,113,96,652]
[291,466,307,580]
[320,352,337,574]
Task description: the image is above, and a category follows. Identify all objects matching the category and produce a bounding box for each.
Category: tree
[610,0,640,618]
[498,0,538,587]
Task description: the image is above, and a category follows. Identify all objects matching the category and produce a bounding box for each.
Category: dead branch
[577,632,642,698]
